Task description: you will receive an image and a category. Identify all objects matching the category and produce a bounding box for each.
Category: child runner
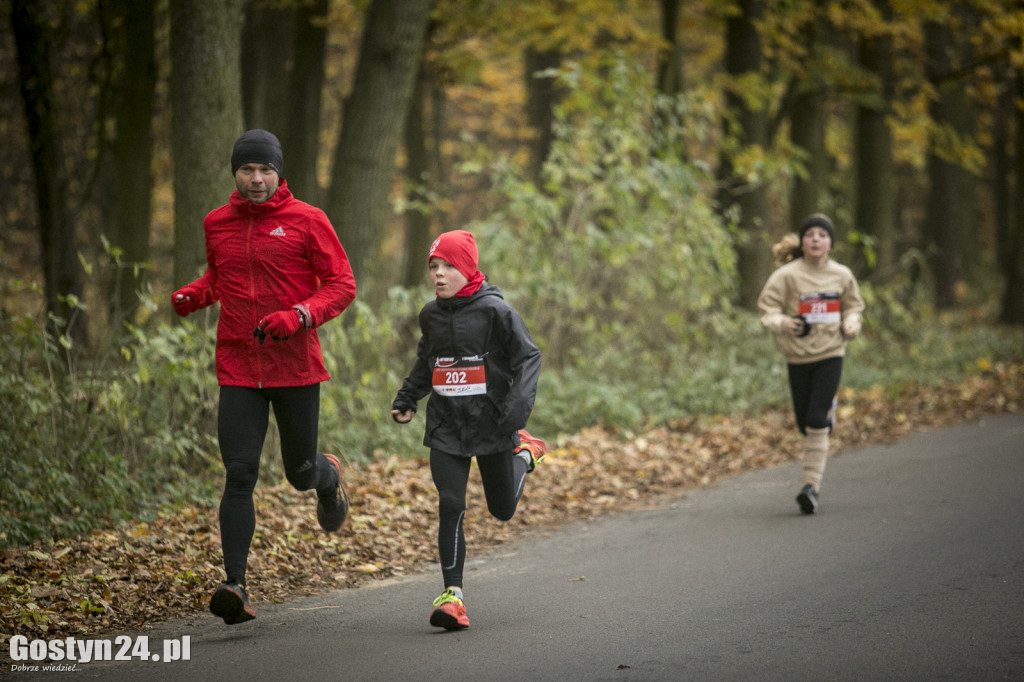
[391,229,546,630]
[757,213,865,514]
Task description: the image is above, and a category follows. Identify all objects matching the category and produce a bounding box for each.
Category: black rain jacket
[392,282,541,457]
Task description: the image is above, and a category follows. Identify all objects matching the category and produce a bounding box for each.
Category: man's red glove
[258,310,302,341]
[171,286,202,317]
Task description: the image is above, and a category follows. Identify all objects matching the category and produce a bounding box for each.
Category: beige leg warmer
[802,427,830,490]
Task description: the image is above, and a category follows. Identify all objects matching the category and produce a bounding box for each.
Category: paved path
[17,414,1024,681]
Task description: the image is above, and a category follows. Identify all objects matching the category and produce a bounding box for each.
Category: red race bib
[798,292,841,324]
[432,356,487,396]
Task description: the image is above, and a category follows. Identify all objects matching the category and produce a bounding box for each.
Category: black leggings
[430,449,530,589]
[787,356,843,435]
[217,384,337,585]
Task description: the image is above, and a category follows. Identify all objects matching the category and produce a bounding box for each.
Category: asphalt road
[13,414,1024,681]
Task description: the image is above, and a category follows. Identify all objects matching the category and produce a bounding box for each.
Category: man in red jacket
[171,129,356,625]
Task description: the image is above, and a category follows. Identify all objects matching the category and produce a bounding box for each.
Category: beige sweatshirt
[757,258,865,365]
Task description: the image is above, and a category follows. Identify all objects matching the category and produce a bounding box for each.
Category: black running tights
[786,356,843,435]
[217,384,337,585]
[430,449,530,589]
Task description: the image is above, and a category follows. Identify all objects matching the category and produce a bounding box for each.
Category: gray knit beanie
[231,129,283,176]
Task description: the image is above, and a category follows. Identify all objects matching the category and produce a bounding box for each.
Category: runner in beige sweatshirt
[757,214,865,514]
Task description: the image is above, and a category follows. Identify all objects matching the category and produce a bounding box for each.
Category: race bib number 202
[432,356,487,396]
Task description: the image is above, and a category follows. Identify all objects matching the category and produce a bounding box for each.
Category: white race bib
[799,292,841,324]
[432,356,487,396]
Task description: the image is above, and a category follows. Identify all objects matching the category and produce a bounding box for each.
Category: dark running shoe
[516,429,547,473]
[429,588,469,630]
[210,581,255,625]
[797,484,819,515]
[317,453,349,533]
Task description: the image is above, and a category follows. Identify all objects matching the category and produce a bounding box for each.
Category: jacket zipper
[246,215,262,388]
[449,305,473,454]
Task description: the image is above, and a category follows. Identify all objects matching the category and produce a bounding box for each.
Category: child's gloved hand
[390,402,416,423]
[258,310,302,341]
[391,409,415,424]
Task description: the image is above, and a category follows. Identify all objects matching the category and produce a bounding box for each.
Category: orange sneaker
[516,429,547,472]
[429,588,469,630]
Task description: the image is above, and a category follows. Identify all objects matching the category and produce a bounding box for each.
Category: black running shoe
[796,484,819,514]
[317,453,349,533]
[210,581,256,624]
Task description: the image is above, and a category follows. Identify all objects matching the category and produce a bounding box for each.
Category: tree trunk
[788,7,829,234]
[429,74,451,234]
[717,0,772,310]
[524,47,562,183]
[854,4,897,277]
[401,66,435,288]
[169,0,245,287]
[108,0,157,324]
[241,1,294,133]
[657,0,683,95]
[998,71,1024,325]
[924,21,968,309]
[282,0,329,204]
[10,0,87,344]
[326,0,431,289]
[790,86,828,222]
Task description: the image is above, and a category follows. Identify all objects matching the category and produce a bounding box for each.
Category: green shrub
[0,301,222,549]
[466,58,736,370]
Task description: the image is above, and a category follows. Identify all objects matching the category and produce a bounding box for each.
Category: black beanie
[231,129,283,176]
[799,214,835,244]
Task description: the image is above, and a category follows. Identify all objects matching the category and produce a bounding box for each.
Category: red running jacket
[185,180,356,388]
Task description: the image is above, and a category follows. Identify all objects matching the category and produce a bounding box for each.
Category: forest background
[2,0,1023,555]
